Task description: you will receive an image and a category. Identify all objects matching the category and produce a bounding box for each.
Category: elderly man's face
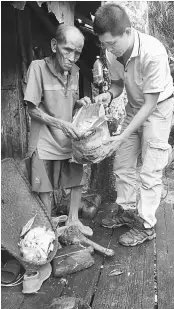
[53,30,84,72]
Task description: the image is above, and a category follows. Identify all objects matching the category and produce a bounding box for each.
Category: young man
[24,24,93,237]
[93,3,174,246]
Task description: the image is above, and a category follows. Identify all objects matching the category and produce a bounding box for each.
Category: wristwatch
[108,91,114,106]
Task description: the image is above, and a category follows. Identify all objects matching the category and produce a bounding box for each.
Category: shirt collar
[130,28,141,58]
[44,56,71,79]
[44,56,80,87]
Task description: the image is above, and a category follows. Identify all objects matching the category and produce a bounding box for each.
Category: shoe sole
[101,223,125,228]
[119,233,156,247]
[101,221,133,229]
[22,263,52,294]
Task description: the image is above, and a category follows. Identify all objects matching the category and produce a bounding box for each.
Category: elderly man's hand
[76,96,92,107]
[103,134,125,157]
[59,121,81,139]
[94,92,111,108]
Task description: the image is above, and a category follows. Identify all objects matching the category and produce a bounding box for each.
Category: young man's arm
[94,79,124,106]
[104,92,160,154]
[122,92,159,139]
[121,51,172,139]
[72,80,124,111]
[27,101,80,139]
[104,51,171,153]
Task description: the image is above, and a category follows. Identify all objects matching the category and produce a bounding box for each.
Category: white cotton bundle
[19,226,55,263]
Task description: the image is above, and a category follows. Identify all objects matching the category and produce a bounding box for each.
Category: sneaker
[22,263,52,294]
[119,217,156,246]
[101,205,135,229]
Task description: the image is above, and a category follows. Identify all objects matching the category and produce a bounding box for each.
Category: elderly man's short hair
[55,24,84,44]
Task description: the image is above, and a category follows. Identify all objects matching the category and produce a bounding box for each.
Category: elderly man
[24,24,93,237]
[93,3,174,246]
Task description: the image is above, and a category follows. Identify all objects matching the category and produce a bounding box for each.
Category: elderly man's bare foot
[65,219,93,237]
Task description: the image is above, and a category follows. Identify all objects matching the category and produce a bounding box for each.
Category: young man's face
[52,30,84,72]
[99,30,131,57]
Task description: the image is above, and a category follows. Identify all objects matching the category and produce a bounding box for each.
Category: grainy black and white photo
[1,1,174,308]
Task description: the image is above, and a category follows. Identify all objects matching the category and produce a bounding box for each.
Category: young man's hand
[103,134,125,157]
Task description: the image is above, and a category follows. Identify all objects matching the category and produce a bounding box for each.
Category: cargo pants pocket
[143,142,171,172]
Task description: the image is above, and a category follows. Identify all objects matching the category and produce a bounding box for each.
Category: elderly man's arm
[27,101,80,139]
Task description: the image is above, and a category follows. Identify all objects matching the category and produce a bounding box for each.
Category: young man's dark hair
[93,3,131,36]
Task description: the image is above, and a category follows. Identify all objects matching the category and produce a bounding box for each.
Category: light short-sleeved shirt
[24,56,79,160]
[106,28,174,108]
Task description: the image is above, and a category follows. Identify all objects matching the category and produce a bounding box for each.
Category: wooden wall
[1,4,28,159]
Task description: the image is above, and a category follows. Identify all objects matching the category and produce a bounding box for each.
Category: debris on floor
[49,296,91,309]
[59,225,115,257]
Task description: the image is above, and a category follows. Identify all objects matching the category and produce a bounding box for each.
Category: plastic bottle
[92,56,103,87]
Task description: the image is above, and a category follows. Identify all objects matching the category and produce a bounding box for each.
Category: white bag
[71,103,110,164]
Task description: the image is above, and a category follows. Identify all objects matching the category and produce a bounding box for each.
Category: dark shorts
[31,150,85,193]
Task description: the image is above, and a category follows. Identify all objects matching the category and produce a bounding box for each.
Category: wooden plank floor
[92,226,155,309]
[2,200,174,309]
[156,201,174,309]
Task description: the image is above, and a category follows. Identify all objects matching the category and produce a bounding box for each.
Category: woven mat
[1,293,24,309]
[1,158,58,270]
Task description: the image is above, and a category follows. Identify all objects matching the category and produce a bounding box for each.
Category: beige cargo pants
[114,97,174,228]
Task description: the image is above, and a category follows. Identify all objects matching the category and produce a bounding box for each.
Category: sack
[71,103,110,164]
